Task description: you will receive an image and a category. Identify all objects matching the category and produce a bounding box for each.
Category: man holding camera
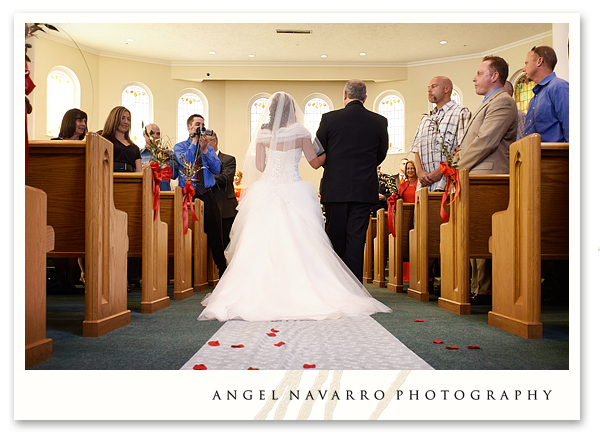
[173,114,227,278]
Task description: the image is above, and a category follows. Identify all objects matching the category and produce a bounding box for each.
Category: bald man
[141,123,174,191]
[411,76,471,192]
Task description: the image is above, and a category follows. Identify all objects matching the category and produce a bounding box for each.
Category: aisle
[180,315,434,370]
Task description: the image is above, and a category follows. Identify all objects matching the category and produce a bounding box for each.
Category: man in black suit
[316,79,389,281]
[207,132,238,249]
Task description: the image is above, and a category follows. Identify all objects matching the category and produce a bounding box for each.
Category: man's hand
[199,135,209,154]
[417,170,433,187]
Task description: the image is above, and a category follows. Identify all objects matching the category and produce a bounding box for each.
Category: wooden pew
[192,198,209,292]
[25,186,54,368]
[387,201,415,293]
[362,217,377,283]
[113,169,169,313]
[373,208,388,287]
[407,190,448,301]
[438,171,510,315]
[488,135,569,339]
[26,134,130,337]
[159,189,194,301]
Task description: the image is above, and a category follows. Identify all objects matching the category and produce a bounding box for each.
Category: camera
[194,127,214,137]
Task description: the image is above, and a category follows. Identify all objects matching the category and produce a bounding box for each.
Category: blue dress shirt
[173,138,221,191]
[524,72,569,142]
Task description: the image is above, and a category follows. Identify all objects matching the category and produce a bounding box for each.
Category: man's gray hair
[344,79,367,101]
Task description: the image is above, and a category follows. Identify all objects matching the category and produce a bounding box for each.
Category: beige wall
[27,32,556,189]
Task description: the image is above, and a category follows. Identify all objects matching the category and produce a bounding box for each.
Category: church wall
[27,31,556,190]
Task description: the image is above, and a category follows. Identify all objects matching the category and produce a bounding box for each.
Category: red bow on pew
[181,181,198,234]
[387,193,399,237]
[150,162,173,221]
[439,161,461,222]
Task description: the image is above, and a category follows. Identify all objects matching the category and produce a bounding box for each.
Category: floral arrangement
[379,172,398,195]
[143,123,173,168]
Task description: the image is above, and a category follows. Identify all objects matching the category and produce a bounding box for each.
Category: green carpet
[28,283,569,370]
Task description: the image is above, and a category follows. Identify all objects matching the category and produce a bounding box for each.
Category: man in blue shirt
[522,46,569,142]
[173,114,227,277]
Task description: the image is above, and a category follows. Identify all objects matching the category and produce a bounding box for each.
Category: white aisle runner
[180,315,433,370]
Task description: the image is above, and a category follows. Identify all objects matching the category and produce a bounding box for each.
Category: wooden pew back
[488,135,569,339]
[26,134,131,337]
[438,170,509,314]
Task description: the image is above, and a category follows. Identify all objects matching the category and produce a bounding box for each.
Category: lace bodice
[260,148,303,184]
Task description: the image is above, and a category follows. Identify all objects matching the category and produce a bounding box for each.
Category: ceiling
[43,21,552,67]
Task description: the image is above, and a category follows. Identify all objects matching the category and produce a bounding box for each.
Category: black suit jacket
[316,100,389,204]
[212,150,238,219]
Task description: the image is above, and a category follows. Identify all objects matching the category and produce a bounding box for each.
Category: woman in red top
[397,160,418,203]
[396,160,418,281]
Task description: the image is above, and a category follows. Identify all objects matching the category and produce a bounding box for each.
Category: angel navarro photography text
[211,388,553,402]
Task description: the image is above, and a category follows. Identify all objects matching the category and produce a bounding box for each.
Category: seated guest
[397,160,418,203]
[396,160,417,282]
[52,108,88,140]
[101,106,142,173]
[394,157,409,189]
[522,45,569,142]
[371,166,391,216]
[50,108,88,291]
[233,170,247,202]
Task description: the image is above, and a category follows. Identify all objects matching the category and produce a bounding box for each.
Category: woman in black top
[101,106,142,172]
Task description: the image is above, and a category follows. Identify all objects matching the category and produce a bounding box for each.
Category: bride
[198,92,391,322]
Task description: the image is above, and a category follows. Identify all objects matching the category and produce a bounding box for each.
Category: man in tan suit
[456,55,518,301]
[456,56,518,174]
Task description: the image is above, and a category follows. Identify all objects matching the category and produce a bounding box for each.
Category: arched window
[121,83,152,148]
[46,67,80,137]
[249,95,270,141]
[514,74,536,113]
[376,92,405,154]
[303,96,331,138]
[177,90,207,142]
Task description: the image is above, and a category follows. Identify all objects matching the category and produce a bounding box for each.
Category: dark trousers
[194,190,228,276]
[323,201,372,282]
[222,215,236,250]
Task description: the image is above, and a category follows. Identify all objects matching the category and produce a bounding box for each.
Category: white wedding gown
[198,130,391,322]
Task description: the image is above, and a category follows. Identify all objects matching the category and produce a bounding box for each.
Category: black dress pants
[194,190,228,277]
[323,201,372,282]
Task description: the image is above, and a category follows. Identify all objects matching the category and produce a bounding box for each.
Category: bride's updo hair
[262,92,296,130]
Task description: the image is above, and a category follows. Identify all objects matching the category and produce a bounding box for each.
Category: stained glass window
[46,69,78,137]
[121,85,150,148]
[250,97,269,140]
[304,98,330,138]
[377,94,405,154]
[515,75,536,113]
[178,92,205,142]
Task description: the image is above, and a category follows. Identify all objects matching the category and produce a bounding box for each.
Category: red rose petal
[433,340,444,344]
[193,364,207,370]
[303,364,316,369]
[271,328,280,333]
[274,342,285,347]
[445,346,459,350]
[231,344,245,348]
[208,341,220,346]
[267,333,276,337]
[467,345,481,349]
[414,319,425,322]
[247,367,260,370]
